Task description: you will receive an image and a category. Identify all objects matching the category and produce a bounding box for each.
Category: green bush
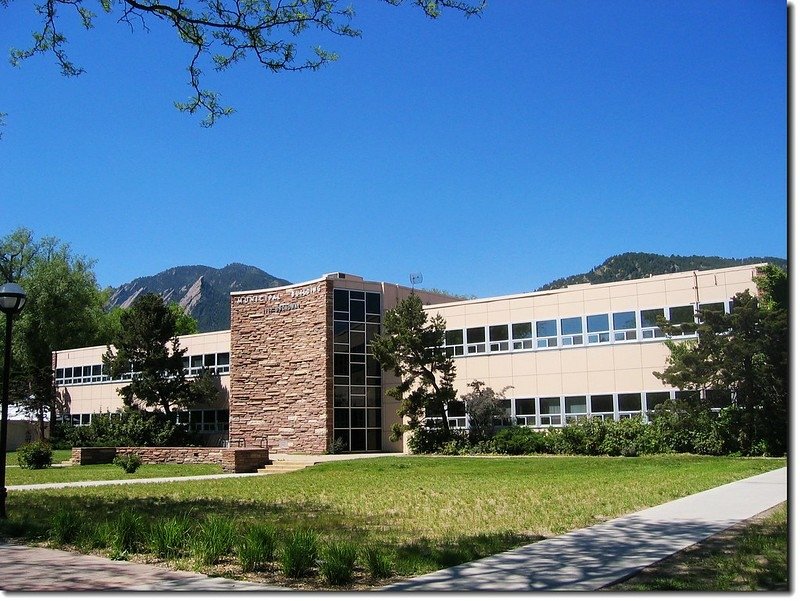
[16,440,53,469]
[362,546,393,579]
[492,426,550,455]
[236,524,277,572]
[600,418,650,457]
[191,516,237,566]
[148,515,191,559]
[51,410,199,449]
[279,529,319,578]
[319,540,359,585]
[407,428,456,454]
[49,508,82,545]
[113,453,142,473]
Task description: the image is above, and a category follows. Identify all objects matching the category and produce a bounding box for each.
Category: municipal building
[53,263,761,454]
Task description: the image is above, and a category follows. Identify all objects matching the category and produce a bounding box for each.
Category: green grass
[0,455,785,583]
[609,502,788,591]
[5,449,72,466]
[5,462,223,485]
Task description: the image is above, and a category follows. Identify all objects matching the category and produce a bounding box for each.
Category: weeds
[191,515,237,566]
[109,508,145,557]
[319,540,359,585]
[236,524,277,572]
[149,515,191,559]
[363,546,393,579]
[280,529,319,578]
[49,508,82,545]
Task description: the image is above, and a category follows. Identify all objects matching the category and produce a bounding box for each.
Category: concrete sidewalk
[382,467,787,591]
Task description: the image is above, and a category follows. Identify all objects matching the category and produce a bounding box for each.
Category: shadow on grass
[0,494,540,578]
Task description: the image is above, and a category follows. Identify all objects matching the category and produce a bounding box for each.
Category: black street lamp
[0,282,27,519]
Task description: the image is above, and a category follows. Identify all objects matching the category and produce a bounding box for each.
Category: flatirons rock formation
[108,263,290,332]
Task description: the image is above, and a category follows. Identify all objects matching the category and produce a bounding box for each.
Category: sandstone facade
[229,280,331,454]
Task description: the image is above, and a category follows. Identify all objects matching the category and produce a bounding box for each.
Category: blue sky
[0,1,787,298]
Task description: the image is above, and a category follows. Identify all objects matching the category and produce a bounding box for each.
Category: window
[675,390,701,402]
[466,327,486,354]
[536,319,557,348]
[560,317,583,345]
[699,302,725,319]
[539,397,561,426]
[590,394,613,417]
[640,308,665,339]
[190,355,203,375]
[515,398,536,426]
[668,305,696,335]
[489,324,509,352]
[217,352,230,374]
[511,322,533,350]
[705,389,732,409]
[645,391,670,414]
[586,314,610,344]
[445,329,464,357]
[617,393,642,414]
[613,311,637,341]
[565,395,587,422]
[447,400,467,429]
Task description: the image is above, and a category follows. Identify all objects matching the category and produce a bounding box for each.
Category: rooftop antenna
[409,272,423,292]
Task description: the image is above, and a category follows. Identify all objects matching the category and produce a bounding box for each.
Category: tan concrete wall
[229,279,331,454]
[54,332,231,416]
[427,264,761,399]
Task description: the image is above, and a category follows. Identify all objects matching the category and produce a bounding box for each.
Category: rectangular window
[466,327,486,354]
[349,300,365,323]
[618,393,642,413]
[216,352,230,373]
[613,311,637,341]
[445,329,464,356]
[565,395,587,415]
[489,324,509,352]
[560,316,583,346]
[669,305,696,334]
[675,390,701,402]
[590,394,613,414]
[640,308,665,339]
[536,320,557,348]
[539,397,561,426]
[190,355,203,375]
[699,302,725,317]
[586,314,610,343]
[515,398,536,416]
[334,289,349,312]
[645,391,671,413]
[365,292,381,315]
[511,322,533,350]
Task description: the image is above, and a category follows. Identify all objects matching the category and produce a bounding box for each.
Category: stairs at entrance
[256,458,320,475]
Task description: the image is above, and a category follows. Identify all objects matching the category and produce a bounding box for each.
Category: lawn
[5,462,223,485]
[0,454,785,584]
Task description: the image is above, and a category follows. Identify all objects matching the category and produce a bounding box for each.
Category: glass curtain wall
[332,289,383,452]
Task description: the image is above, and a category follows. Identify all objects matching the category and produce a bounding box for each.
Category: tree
[1,229,107,437]
[103,292,211,419]
[372,293,456,442]
[654,266,788,456]
[6,0,485,127]
[460,380,509,443]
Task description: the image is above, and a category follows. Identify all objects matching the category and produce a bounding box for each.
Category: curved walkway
[0,466,787,592]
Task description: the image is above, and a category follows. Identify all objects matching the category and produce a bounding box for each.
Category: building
[53,264,763,454]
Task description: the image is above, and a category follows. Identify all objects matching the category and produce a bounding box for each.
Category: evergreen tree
[372,293,456,442]
[103,293,211,420]
[654,266,788,455]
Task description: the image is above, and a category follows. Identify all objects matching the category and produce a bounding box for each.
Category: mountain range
[107,253,787,333]
[107,263,290,332]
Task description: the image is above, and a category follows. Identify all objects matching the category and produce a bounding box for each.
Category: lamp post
[0,282,27,519]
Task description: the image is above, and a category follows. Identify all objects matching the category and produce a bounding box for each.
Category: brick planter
[70,446,270,473]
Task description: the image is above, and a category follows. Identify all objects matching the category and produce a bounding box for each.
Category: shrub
[191,516,237,566]
[407,428,455,454]
[236,524,277,572]
[149,515,191,559]
[113,453,142,474]
[362,546,393,579]
[50,508,82,545]
[319,540,359,585]
[16,440,53,469]
[110,509,146,556]
[492,426,549,455]
[51,410,200,449]
[600,418,650,457]
[279,529,319,578]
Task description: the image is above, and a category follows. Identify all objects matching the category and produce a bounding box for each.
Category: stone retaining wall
[70,446,270,473]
